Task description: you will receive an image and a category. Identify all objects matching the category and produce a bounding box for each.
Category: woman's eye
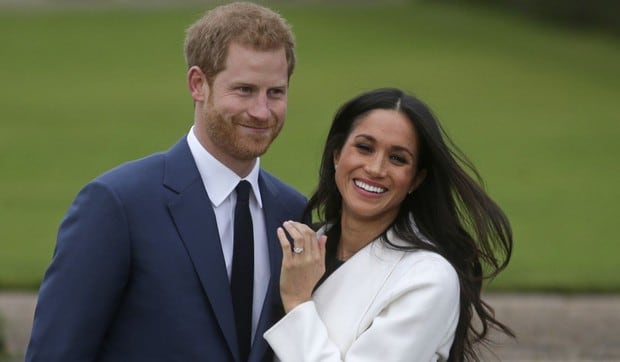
[390,154,408,164]
[355,144,372,153]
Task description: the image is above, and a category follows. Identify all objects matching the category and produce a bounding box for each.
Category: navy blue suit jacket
[26,138,307,361]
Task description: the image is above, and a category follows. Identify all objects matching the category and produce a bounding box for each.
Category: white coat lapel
[312,229,407,354]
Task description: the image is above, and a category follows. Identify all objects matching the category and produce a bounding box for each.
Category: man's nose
[248,94,270,121]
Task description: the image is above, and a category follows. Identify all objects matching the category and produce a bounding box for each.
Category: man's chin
[235,145,270,160]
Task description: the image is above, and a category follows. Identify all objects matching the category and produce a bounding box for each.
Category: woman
[264,88,513,361]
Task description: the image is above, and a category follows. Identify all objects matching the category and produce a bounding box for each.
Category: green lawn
[1,2,618,292]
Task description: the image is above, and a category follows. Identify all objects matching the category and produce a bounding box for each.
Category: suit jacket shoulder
[258,169,307,220]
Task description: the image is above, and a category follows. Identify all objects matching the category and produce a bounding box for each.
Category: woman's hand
[277,221,327,313]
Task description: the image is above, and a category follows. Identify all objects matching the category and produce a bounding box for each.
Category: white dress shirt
[187,127,269,342]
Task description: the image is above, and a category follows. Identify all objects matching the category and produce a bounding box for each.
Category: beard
[203,105,283,161]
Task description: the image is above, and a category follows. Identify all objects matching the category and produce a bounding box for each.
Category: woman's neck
[337,214,394,261]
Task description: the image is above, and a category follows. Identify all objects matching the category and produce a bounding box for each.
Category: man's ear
[409,169,427,193]
[188,66,208,102]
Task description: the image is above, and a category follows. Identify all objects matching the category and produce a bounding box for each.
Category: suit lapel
[249,174,284,361]
[164,138,239,361]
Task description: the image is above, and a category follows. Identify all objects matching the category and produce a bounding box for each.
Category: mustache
[232,114,279,127]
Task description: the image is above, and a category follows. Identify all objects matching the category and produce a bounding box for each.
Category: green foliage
[0,3,618,291]
[445,0,620,35]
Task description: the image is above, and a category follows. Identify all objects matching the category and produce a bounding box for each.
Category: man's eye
[268,89,286,99]
[238,87,252,94]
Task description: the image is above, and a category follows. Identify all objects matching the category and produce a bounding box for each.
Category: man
[26,3,305,361]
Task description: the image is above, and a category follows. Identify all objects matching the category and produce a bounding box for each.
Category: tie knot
[236,180,251,203]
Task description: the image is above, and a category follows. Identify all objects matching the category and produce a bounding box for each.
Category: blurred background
[0,0,619,359]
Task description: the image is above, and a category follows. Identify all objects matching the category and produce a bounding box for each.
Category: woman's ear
[409,169,427,193]
[333,150,341,169]
[188,66,208,102]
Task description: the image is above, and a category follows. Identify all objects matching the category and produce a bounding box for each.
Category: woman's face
[334,109,426,224]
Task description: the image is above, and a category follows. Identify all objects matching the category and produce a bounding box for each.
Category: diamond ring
[293,247,304,254]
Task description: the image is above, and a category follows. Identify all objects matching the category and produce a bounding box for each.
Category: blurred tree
[437,0,619,35]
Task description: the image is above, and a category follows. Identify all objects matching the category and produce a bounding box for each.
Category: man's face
[198,42,289,172]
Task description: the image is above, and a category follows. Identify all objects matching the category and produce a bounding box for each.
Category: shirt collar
[187,126,263,208]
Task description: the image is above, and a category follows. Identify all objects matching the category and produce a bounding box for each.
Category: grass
[0,2,618,292]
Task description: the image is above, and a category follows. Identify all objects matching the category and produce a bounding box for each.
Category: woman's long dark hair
[304,88,514,361]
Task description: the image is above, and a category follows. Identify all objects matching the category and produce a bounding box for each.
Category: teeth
[354,180,386,194]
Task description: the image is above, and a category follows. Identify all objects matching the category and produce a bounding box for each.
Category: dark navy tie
[231,180,254,361]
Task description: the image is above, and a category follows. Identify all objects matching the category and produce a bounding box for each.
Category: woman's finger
[291,221,321,258]
[276,227,292,258]
[318,235,327,261]
[282,221,305,255]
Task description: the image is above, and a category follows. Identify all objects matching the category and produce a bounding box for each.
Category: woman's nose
[364,155,387,177]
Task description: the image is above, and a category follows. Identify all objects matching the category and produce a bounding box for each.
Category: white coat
[264,227,460,362]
